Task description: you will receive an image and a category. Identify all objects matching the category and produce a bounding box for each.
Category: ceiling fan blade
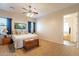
[22,8,27,11]
[33,12,38,14]
[22,12,27,14]
[34,8,37,10]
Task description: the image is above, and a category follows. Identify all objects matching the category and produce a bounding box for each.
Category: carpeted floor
[0,39,79,56]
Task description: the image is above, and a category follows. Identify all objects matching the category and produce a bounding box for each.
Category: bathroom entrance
[63,13,78,47]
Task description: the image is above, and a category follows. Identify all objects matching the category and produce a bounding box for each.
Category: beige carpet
[0,39,79,56]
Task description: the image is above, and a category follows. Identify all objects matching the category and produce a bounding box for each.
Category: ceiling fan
[22,5,38,17]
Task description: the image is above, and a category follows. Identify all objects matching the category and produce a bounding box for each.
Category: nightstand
[2,35,12,45]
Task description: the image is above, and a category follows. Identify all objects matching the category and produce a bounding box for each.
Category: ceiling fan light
[26,13,31,17]
[30,13,34,17]
[26,13,34,17]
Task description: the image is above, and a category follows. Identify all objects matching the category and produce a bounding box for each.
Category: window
[0,18,7,35]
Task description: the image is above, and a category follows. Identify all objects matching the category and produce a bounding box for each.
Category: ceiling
[0,3,77,18]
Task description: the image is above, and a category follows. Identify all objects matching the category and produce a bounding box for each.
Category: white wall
[37,4,79,44]
[37,11,63,44]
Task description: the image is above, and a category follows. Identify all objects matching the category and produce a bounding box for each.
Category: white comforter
[12,33,38,49]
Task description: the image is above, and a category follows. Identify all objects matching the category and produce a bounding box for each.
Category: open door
[63,13,78,47]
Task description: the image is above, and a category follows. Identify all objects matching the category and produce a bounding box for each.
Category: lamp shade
[2,27,8,33]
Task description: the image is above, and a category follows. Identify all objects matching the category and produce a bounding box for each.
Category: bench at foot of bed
[23,39,39,50]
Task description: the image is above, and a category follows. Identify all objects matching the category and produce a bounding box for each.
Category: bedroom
[0,3,79,56]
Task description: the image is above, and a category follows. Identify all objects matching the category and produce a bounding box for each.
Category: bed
[12,33,39,49]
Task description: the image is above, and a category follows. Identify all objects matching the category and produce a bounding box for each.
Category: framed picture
[14,23,26,29]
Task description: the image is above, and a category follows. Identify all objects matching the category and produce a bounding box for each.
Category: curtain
[7,18,12,34]
[28,21,31,33]
[28,21,36,33]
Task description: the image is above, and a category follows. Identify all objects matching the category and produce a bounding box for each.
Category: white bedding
[12,33,38,49]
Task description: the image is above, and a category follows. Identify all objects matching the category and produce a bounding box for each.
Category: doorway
[63,13,78,47]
